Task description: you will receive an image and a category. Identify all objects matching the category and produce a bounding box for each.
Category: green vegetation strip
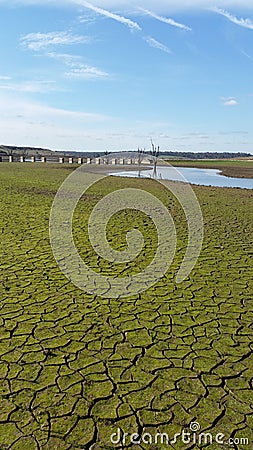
[0,163,252,449]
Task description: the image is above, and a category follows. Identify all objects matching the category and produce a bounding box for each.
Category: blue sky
[0,0,253,153]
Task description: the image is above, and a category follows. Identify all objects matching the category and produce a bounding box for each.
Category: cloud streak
[0,90,111,150]
[75,0,141,31]
[140,8,191,31]
[0,75,11,80]
[222,97,238,106]
[0,91,109,123]
[144,36,172,54]
[65,66,109,79]
[0,80,57,93]
[20,31,90,51]
[46,52,82,65]
[47,51,109,79]
[240,49,253,59]
[211,7,253,30]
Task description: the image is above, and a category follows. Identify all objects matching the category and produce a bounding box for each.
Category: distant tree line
[0,145,252,159]
[160,151,252,159]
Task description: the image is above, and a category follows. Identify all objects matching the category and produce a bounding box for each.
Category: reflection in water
[111,166,253,190]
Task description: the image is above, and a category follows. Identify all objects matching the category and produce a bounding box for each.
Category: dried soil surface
[0,163,252,449]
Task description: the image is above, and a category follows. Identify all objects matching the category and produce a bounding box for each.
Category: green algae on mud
[0,163,252,449]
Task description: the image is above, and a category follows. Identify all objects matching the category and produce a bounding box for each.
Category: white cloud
[1,1,253,13]
[210,7,253,30]
[65,65,109,79]
[20,31,90,51]
[46,52,109,79]
[144,36,172,54]
[0,91,108,121]
[0,90,251,152]
[240,49,253,59]
[222,97,238,106]
[46,51,82,65]
[139,8,191,31]
[0,91,110,147]
[0,80,58,93]
[75,0,141,31]
[78,13,98,25]
[0,75,11,80]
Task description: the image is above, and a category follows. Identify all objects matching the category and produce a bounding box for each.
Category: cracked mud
[0,163,252,449]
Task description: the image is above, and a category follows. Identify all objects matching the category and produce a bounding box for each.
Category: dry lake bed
[0,162,252,449]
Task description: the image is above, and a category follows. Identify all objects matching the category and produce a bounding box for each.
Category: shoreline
[83,164,253,190]
[163,160,253,179]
